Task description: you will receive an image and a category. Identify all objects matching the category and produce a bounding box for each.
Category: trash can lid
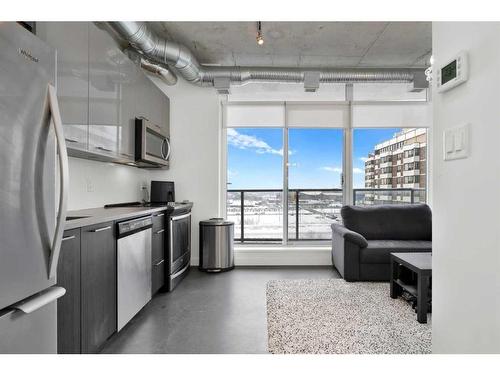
[199,218,234,226]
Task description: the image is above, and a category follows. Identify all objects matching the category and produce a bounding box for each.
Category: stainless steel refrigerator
[0,22,68,353]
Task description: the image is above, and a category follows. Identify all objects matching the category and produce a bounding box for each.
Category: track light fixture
[256,21,264,46]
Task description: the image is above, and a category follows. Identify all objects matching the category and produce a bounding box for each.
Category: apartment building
[364,128,427,203]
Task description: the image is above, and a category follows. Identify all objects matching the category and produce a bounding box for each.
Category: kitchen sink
[66,216,90,221]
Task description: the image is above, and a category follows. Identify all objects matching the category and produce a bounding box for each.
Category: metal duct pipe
[140,58,178,86]
[123,47,178,86]
[107,21,417,88]
[199,67,414,85]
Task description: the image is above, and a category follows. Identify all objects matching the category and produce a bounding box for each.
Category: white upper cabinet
[39,22,170,165]
[36,22,89,151]
[88,22,121,155]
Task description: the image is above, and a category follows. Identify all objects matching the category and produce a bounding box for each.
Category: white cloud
[353,167,364,174]
[321,166,343,173]
[227,128,283,156]
[359,157,369,162]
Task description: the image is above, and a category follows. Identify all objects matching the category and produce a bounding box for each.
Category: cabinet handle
[155,229,165,234]
[154,259,165,266]
[62,235,76,242]
[90,226,112,233]
[155,213,164,217]
[65,138,78,143]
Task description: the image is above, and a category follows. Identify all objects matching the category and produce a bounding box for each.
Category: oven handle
[171,262,190,280]
[170,212,191,221]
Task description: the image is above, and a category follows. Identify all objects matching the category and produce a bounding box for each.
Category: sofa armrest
[331,223,368,248]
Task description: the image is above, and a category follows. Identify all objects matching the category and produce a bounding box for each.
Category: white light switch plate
[443,124,470,161]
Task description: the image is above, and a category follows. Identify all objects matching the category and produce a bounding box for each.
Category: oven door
[169,212,191,274]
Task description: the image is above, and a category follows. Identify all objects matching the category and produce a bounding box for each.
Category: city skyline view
[227,127,403,189]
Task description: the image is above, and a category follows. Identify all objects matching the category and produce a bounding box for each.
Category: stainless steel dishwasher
[116,216,153,331]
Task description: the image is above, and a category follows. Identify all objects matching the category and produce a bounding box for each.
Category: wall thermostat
[437,51,468,93]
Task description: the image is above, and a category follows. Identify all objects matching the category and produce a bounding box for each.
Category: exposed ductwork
[96,22,178,86]
[106,21,424,92]
[139,58,178,86]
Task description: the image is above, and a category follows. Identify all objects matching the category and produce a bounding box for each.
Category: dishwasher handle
[117,216,153,238]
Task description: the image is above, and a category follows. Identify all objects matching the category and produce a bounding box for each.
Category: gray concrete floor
[101,266,339,354]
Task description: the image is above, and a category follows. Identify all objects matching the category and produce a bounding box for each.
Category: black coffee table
[390,252,432,323]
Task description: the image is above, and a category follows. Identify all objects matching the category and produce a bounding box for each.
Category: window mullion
[282,104,289,245]
[344,84,354,205]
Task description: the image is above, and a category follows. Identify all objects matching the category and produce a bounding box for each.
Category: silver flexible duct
[140,58,178,86]
[107,21,417,88]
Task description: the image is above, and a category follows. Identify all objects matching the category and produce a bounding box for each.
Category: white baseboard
[190,256,199,267]
[191,246,333,267]
[234,246,332,266]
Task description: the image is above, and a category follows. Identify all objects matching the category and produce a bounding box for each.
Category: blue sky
[227,127,401,189]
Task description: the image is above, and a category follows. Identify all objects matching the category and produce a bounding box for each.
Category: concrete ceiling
[150,22,432,69]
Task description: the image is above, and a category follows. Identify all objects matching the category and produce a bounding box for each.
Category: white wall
[149,77,221,266]
[432,22,500,353]
[67,157,149,210]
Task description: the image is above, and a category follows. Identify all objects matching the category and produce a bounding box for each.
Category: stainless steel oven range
[166,210,191,291]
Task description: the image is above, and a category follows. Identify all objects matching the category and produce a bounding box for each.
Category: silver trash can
[199,218,234,272]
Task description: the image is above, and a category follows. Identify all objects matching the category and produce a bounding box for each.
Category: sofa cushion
[359,240,432,264]
[341,204,432,241]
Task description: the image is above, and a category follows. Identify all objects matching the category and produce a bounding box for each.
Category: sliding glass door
[226,126,344,244]
[287,128,344,241]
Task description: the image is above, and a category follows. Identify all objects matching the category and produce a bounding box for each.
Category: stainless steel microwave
[135,117,170,168]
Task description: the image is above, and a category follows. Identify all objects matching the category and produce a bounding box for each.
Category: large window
[226,128,284,242]
[353,128,427,206]
[224,84,431,245]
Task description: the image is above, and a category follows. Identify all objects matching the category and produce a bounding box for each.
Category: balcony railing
[227,188,426,243]
[353,188,426,206]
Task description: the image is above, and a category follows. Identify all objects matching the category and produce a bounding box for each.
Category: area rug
[267,279,431,354]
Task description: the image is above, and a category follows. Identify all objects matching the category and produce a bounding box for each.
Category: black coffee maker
[150,181,175,204]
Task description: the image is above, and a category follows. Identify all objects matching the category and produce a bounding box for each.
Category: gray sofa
[331,204,432,281]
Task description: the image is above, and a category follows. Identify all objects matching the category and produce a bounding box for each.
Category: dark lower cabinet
[152,258,165,294]
[151,212,166,294]
[57,229,81,354]
[152,226,165,264]
[81,221,117,353]
[58,213,164,353]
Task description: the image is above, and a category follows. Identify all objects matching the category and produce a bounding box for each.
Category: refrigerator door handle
[47,84,69,278]
[12,286,66,314]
